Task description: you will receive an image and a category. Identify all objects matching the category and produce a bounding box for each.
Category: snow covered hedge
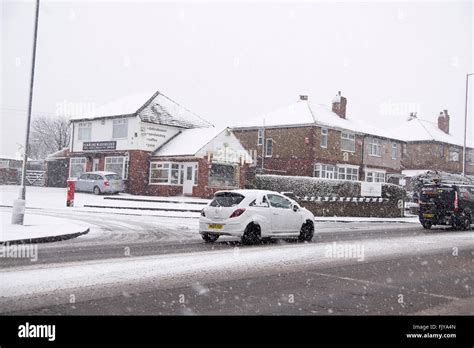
[248,174,406,217]
[249,174,404,199]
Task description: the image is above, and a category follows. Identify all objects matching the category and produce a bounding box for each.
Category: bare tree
[29,115,71,159]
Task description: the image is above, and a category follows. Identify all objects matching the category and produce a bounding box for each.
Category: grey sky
[1,0,473,157]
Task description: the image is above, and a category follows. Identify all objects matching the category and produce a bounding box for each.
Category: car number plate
[208,224,223,230]
[423,213,434,218]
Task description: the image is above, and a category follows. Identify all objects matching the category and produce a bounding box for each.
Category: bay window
[366,170,385,183]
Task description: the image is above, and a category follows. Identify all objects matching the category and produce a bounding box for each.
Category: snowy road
[0,206,473,315]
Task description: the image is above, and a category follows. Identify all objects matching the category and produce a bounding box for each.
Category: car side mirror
[293,204,299,212]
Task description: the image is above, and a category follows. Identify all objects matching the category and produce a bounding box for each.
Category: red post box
[67,179,76,207]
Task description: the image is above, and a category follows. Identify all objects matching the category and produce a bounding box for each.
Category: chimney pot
[299,95,308,101]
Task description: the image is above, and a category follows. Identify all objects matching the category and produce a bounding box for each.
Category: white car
[199,189,315,244]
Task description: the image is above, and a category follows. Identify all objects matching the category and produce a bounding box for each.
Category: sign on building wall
[141,125,171,150]
[360,182,382,197]
[83,141,117,151]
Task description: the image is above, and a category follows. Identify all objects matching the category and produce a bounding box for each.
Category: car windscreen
[105,174,122,180]
[209,192,245,207]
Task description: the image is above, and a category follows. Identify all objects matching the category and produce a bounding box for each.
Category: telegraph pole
[463,73,473,177]
[12,0,40,225]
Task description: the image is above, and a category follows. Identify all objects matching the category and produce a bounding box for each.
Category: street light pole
[12,0,40,225]
[462,73,473,177]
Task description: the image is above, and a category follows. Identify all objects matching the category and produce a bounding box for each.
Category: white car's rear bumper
[199,219,247,237]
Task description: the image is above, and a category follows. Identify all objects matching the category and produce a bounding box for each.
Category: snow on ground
[314,216,419,223]
[1,231,472,299]
[0,185,417,222]
[0,211,91,243]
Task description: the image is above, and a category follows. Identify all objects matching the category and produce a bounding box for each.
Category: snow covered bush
[249,174,406,217]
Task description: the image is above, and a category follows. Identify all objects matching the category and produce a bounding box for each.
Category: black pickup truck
[418,184,474,230]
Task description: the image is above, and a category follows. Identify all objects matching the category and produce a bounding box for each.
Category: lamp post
[12,0,40,225]
[462,73,473,177]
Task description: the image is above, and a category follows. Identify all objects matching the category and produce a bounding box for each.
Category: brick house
[68,91,251,197]
[233,93,404,184]
[395,111,474,178]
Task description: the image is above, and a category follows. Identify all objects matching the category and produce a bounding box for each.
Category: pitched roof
[233,100,397,139]
[391,117,470,147]
[71,91,212,129]
[152,127,224,157]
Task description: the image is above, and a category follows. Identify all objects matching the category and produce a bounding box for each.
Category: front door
[183,164,195,195]
[92,158,99,172]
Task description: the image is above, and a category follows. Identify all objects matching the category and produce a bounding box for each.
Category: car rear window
[210,192,245,207]
[105,174,122,180]
[420,186,453,201]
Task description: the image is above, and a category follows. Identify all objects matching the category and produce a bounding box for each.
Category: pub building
[68,91,252,197]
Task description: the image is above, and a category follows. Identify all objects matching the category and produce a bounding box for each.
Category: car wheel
[298,220,314,242]
[421,221,432,230]
[462,214,471,231]
[93,186,101,195]
[241,223,260,245]
[202,233,219,243]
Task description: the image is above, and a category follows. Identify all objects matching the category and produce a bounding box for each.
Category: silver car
[75,171,125,195]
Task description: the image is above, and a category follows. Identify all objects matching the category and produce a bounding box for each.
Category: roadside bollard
[67,179,76,207]
[11,199,26,225]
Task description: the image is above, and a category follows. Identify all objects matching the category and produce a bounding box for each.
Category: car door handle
[273,212,279,215]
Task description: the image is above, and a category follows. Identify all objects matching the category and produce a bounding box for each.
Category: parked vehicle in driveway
[418,183,474,230]
[74,171,125,195]
[199,189,315,244]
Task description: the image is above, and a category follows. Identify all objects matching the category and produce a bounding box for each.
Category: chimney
[299,95,308,101]
[407,112,417,121]
[437,109,450,134]
[332,91,347,119]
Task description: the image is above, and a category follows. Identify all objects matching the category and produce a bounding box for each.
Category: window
[70,157,86,178]
[150,163,170,184]
[467,150,474,165]
[368,137,382,157]
[314,164,337,179]
[391,143,398,159]
[267,194,292,209]
[366,170,385,183]
[338,166,359,181]
[341,132,355,152]
[320,128,328,148]
[113,118,128,139]
[265,138,273,157]
[209,163,238,187]
[105,156,129,179]
[149,162,186,185]
[449,148,460,162]
[78,122,92,141]
[257,129,264,146]
[210,192,245,207]
[0,160,9,168]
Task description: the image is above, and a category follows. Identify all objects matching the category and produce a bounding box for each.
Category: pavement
[0,211,90,244]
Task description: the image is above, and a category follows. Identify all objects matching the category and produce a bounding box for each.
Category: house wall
[402,142,474,174]
[362,137,402,172]
[71,117,181,153]
[147,156,249,198]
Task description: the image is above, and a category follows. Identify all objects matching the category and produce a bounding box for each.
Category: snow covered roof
[152,127,225,157]
[233,100,397,139]
[45,148,70,161]
[71,91,212,129]
[0,154,29,161]
[390,117,470,147]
